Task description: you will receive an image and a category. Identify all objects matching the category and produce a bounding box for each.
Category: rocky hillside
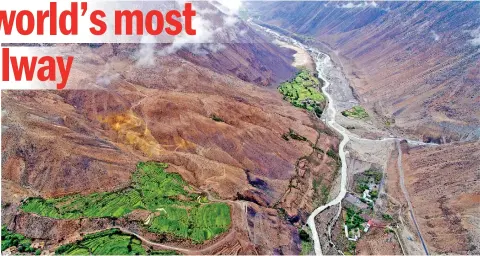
[1,32,338,255]
[402,141,480,254]
[249,1,480,141]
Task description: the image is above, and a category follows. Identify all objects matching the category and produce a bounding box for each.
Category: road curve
[250,22,435,256]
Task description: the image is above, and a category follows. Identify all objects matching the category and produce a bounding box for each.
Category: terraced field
[21,162,231,243]
[55,229,146,255]
[279,69,325,116]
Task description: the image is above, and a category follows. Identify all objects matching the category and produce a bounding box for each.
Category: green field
[55,229,146,255]
[341,106,369,119]
[345,207,365,230]
[22,162,231,243]
[56,229,180,255]
[279,69,325,116]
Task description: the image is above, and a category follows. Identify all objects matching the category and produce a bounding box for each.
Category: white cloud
[215,0,242,15]
[136,35,156,66]
[431,30,440,41]
[467,27,480,47]
[130,0,243,58]
[157,0,242,56]
[224,15,239,27]
[158,13,219,55]
[338,1,378,9]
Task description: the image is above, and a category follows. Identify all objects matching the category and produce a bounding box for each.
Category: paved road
[396,141,430,255]
[249,23,350,255]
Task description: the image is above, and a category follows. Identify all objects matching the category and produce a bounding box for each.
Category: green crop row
[148,203,230,243]
[55,229,145,255]
[279,69,325,115]
[56,229,181,255]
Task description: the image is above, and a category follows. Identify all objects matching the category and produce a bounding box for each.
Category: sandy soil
[275,39,315,72]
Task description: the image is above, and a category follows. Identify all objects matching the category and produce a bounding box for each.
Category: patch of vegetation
[313,177,321,195]
[321,185,330,204]
[341,106,369,119]
[312,177,330,205]
[210,114,224,122]
[279,69,325,115]
[327,149,341,168]
[327,149,339,160]
[55,229,146,255]
[384,117,395,127]
[384,227,395,234]
[299,229,313,255]
[357,183,369,193]
[277,208,287,220]
[312,145,324,153]
[283,128,308,142]
[382,213,393,221]
[301,239,313,255]
[150,250,180,255]
[345,208,365,230]
[346,240,357,255]
[148,203,230,243]
[22,162,231,244]
[364,168,383,183]
[355,168,383,194]
[1,226,36,253]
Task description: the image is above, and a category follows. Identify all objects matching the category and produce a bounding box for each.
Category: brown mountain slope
[249,1,480,141]
[1,42,338,254]
[402,141,480,254]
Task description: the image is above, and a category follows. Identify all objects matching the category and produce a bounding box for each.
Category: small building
[362,190,373,202]
[364,220,372,232]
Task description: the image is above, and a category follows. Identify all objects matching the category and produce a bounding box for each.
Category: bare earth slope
[402,141,480,254]
[250,1,480,141]
[1,40,338,254]
[249,3,480,254]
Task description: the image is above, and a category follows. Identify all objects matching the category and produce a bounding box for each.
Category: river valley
[252,22,436,256]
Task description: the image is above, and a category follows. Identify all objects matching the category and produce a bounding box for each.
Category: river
[251,21,434,256]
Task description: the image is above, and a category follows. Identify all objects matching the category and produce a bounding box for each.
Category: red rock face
[250,1,480,141]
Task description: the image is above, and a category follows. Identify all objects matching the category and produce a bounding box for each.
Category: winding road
[306,53,350,256]
[252,22,434,256]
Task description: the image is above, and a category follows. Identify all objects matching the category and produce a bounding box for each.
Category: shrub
[382,213,393,221]
[210,114,224,122]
